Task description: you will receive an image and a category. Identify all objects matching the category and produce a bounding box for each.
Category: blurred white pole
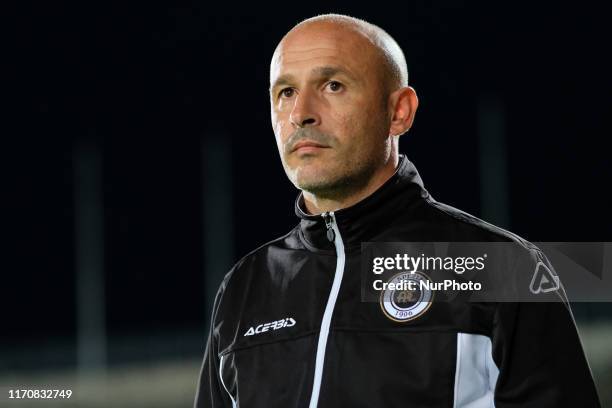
[202,136,234,329]
[478,95,510,228]
[74,137,107,378]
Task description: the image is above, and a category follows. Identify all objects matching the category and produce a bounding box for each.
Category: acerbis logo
[530,261,560,294]
[243,317,296,336]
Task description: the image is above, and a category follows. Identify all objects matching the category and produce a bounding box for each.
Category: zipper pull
[322,212,335,242]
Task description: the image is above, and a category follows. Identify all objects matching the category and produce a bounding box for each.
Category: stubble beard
[291,143,387,201]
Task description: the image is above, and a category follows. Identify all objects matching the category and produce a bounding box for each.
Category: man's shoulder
[418,197,568,302]
[241,225,302,260]
[419,195,536,249]
[219,225,303,287]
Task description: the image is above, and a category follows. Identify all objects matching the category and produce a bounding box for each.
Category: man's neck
[302,156,399,215]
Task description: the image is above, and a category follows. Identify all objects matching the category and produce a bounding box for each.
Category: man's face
[270,22,392,197]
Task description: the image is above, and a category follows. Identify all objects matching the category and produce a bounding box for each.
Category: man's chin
[292,167,335,193]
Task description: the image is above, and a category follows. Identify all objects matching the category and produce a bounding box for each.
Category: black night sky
[5,1,611,363]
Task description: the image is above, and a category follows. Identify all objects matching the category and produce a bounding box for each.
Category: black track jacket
[195,154,600,407]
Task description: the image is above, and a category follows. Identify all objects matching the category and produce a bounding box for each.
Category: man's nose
[289,92,321,128]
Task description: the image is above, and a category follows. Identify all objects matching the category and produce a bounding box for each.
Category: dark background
[4,1,611,406]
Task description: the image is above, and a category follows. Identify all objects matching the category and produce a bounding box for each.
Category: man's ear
[388,86,419,137]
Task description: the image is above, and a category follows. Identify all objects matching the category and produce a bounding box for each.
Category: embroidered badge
[379,271,434,322]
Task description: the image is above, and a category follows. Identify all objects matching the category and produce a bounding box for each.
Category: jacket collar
[294,154,429,253]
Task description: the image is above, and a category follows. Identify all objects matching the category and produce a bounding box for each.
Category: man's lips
[291,140,329,153]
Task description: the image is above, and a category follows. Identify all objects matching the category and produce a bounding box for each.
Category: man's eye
[326,81,343,92]
[279,88,294,98]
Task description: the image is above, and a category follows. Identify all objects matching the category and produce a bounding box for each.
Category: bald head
[272,14,408,95]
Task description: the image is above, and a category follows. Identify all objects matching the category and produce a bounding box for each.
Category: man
[195,14,600,407]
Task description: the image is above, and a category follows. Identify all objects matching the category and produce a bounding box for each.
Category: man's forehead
[270,23,376,82]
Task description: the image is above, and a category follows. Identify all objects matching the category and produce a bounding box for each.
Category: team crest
[380,271,434,322]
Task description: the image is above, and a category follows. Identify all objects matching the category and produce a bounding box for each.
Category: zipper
[308,211,346,408]
[323,212,336,242]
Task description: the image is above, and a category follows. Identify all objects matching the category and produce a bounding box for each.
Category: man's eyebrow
[270,66,357,93]
[270,74,295,92]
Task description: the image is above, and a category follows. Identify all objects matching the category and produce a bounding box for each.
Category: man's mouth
[291,140,329,153]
